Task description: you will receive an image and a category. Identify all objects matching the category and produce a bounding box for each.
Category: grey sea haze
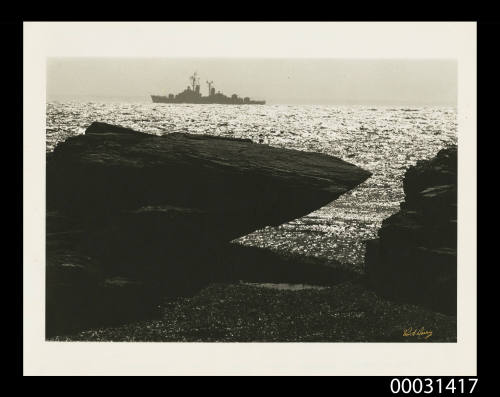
[47,58,457,106]
[46,102,457,270]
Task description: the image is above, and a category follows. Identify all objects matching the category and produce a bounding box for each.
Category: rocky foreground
[52,282,456,342]
[365,146,457,315]
[46,122,457,341]
[46,122,371,337]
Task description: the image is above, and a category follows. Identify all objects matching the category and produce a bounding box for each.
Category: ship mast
[189,72,199,91]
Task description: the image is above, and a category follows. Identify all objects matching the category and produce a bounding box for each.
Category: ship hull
[151,95,265,105]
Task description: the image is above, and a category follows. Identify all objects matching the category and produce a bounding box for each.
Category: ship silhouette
[151,72,266,105]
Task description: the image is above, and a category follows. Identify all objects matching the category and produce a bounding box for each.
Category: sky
[47,58,457,106]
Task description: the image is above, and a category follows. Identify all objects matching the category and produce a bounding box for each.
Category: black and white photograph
[23,22,477,376]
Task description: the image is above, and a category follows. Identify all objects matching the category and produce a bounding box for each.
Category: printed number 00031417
[390,378,478,394]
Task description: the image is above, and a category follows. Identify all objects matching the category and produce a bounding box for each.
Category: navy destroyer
[151,72,266,105]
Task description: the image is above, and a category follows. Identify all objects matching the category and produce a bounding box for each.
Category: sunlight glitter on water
[47,103,457,270]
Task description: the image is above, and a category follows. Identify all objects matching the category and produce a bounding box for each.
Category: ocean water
[46,102,457,272]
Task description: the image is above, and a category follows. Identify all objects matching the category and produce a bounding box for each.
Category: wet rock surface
[365,146,457,314]
[46,122,371,337]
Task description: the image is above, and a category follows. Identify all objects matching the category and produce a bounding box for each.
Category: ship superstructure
[151,72,266,105]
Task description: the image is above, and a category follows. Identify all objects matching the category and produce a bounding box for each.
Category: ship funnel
[207,80,214,96]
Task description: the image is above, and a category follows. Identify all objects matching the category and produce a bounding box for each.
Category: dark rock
[47,122,371,227]
[46,212,162,338]
[221,244,361,286]
[46,268,161,338]
[365,146,457,314]
[85,122,147,136]
[403,146,457,209]
[46,122,371,336]
[47,122,370,270]
[80,205,225,285]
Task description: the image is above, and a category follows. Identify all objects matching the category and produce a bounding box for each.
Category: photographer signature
[403,327,433,339]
